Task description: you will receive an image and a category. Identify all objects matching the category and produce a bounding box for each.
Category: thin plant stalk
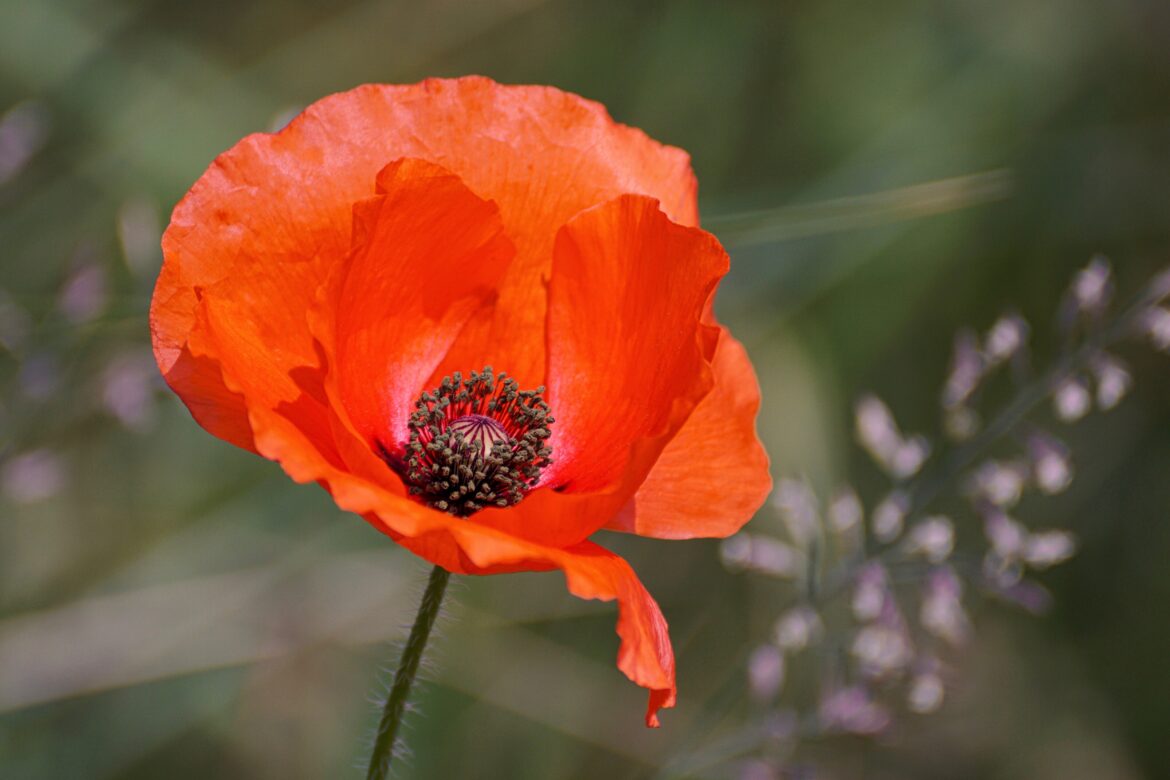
[811,283,1155,605]
[366,564,451,780]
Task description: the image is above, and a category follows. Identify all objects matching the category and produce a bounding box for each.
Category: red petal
[467,477,628,549]
[190,378,677,727]
[331,158,514,449]
[610,328,772,538]
[543,195,728,503]
[151,278,255,451]
[395,530,677,727]
[153,78,697,442]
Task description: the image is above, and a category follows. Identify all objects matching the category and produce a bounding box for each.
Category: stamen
[395,366,553,517]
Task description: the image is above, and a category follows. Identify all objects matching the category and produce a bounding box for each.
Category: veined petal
[172,156,513,475]
[332,158,515,451]
[393,530,677,728]
[153,77,698,435]
[611,328,773,538]
[151,279,255,451]
[544,195,728,502]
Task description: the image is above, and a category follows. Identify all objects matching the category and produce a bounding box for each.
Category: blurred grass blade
[709,169,1014,247]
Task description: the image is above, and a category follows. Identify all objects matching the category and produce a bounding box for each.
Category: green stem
[366,565,451,780]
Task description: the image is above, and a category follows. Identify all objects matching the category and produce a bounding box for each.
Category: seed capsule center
[447,414,510,460]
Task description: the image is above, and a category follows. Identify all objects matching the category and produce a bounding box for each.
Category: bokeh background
[2,1,1170,778]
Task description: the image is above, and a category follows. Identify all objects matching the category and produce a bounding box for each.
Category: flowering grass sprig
[719,257,1170,774]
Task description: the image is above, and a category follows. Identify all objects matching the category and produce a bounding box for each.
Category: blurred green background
[2,0,1169,778]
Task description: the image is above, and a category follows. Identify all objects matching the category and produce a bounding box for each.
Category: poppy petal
[385,77,699,388]
[610,328,773,538]
[195,377,677,727]
[171,157,513,469]
[151,277,255,451]
[153,77,696,451]
[546,540,676,728]
[466,466,631,549]
[331,158,515,451]
[392,531,677,728]
[544,195,728,498]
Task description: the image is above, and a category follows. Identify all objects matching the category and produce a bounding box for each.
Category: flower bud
[748,644,786,702]
[1053,377,1092,422]
[855,395,900,468]
[907,516,955,563]
[102,351,158,432]
[1023,530,1077,569]
[719,533,753,570]
[1148,266,1170,303]
[1091,354,1132,411]
[1027,433,1073,495]
[989,577,1053,614]
[1,449,66,503]
[942,329,983,409]
[58,260,108,325]
[984,313,1029,365]
[907,671,945,714]
[982,509,1027,559]
[1141,307,1170,352]
[818,687,890,735]
[749,536,802,579]
[0,100,49,186]
[773,606,823,652]
[872,491,909,543]
[920,568,970,645]
[722,534,802,581]
[982,549,1024,588]
[827,487,863,534]
[852,623,914,678]
[852,562,890,622]
[1070,256,1113,315]
[891,435,931,479]
[970,459,1028,507]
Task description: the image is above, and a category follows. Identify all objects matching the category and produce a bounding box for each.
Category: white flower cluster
[721,258,1170,766]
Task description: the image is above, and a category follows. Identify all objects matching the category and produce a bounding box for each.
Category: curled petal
[174,157,514,475]
[612,328,771,538]
[150,309,255,451]
[332,158,515,449]
[397,532,676,727]
[545,195,728,501]
[153,77,697,446]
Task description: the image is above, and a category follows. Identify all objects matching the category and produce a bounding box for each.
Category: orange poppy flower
[150,76,770,727]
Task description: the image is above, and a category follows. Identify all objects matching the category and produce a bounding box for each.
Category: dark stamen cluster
[404,366,553,516]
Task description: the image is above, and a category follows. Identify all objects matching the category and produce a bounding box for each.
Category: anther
[390,366,553,517]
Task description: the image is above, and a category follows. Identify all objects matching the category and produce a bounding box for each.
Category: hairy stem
[366,565,450,780]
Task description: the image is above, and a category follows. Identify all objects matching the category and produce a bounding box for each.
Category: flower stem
[366,564,451,780]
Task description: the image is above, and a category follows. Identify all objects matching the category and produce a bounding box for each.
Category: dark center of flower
[402,366,553,517]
